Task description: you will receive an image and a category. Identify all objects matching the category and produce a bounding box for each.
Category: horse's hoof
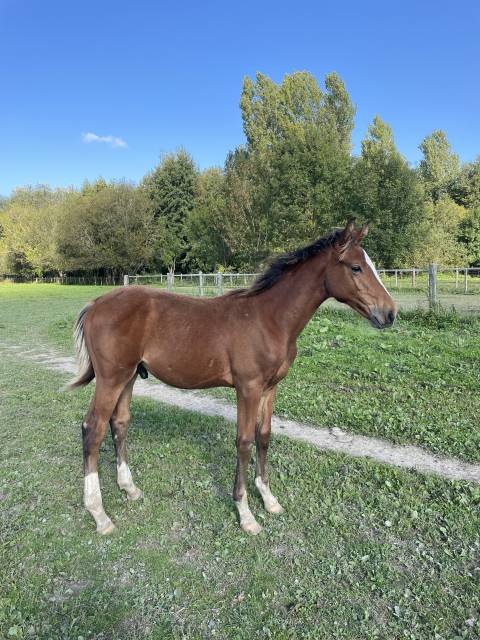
[127,488,143,501]
[241,519,262,535]
[97,520,116,535]
[266,501,284,515]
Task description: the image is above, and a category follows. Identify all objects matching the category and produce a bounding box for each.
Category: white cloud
[82,132,127,148]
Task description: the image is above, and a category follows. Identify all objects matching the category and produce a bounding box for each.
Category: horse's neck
[259,253,329,340]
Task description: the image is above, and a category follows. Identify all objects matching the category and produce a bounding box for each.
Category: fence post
[464,268,468,293]
[199,271,204,296]
[428,263,437,309]
[123,274,129,286]
[412,269,416,287]
[455,268,459,289]
[216,272,223,296]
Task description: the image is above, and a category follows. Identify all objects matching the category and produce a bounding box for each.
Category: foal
[68,220,396,535]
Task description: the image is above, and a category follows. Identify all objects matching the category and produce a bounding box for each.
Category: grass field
[1,283,479,639]
[2,283,480,462]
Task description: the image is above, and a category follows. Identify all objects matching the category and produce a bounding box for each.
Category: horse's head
[325,219,397,329]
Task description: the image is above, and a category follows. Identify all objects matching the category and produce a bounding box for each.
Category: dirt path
[3,342,480,484]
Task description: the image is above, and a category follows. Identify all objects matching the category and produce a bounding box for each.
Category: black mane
[235,228,342,297]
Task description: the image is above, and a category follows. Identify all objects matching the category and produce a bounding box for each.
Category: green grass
[1,283,480,638]
[1,351,479,639]
[1,283,480,463]
[211,309,480,462]
[274,308,480,462]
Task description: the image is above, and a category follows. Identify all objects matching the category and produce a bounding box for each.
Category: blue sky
[1,0,479,196]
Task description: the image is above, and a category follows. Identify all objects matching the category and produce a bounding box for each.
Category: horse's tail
[64,302,95,390]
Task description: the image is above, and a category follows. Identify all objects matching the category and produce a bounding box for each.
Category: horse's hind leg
[255,387,283,514]
[82,377,129,534]
[110,375,142,501]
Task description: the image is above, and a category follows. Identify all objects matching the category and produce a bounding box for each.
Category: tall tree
[410,196,468,266]
[240,71,323,155]
[185,168,232,270]
[458,207,480,266]
[231,70,355,267]
[450,157,480,209]
[240,71,354,155]
[353,116,426,266]
[142,149,197,272]
[0,186,66,276]
[265,124,354,250]
[419,130,460,202]
[56,182,158,276]
[222,148,271,268]
[323,72,355,151]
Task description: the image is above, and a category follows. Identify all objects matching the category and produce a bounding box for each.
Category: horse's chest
[272,360,290,383]
[270,347,296,385]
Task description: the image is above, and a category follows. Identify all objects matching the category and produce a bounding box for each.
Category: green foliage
[265,125,354,249]
[419,130,460,202]
[143,149,198,272]
[228,71,355,268]
[221,148,271,268]
[56,182,159,275]
[323,71,356,150]
[240,71,323,154]
[450,156,480,209]
[353,117,426,266]
[0,186,66,276]
[458,206,480,265]
[185,168,231,270]
[240,71,354,155]
[2,72,480,275]
[410,196,468,266]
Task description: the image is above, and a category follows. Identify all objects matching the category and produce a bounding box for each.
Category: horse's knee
[236,435,254,455]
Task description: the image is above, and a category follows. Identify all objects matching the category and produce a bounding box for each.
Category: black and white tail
[65,303,95,390]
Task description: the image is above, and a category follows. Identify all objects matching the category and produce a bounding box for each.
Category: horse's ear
[335,217,356,255]
[355,221,369,244]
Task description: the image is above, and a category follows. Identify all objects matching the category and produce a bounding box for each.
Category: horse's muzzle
[369,307,397,329]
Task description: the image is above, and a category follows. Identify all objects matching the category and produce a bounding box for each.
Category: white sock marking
[255,476,282,512]
[117,461,141,499]
[84,472,113,533]
[235,492,261,533]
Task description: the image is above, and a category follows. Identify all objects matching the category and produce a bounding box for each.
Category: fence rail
[2,266,480,312]
[0,274,123,285]
[125,265,480,313]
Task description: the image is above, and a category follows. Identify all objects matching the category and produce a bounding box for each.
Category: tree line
[1,70,480,278]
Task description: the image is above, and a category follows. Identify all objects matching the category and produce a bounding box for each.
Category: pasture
[1,283,479,639]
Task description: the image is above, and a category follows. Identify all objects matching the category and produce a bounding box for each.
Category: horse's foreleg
[234,384,263,535]
[82,380,126,534]
[110,375,142,501]
[255,387,283,514]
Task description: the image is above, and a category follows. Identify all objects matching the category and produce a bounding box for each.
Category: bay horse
[68,219,396,535]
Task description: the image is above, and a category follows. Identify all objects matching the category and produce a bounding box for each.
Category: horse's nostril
[387,310,396,325]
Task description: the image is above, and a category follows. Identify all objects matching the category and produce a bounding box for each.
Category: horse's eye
[351,265,362,274]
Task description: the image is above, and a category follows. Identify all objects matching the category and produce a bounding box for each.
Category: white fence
[124,272,258,296]
[125,265,480,312]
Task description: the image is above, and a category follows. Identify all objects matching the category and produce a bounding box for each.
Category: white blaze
[363,250,389,293]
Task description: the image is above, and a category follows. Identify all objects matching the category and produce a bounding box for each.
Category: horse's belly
[143,351,233,389]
